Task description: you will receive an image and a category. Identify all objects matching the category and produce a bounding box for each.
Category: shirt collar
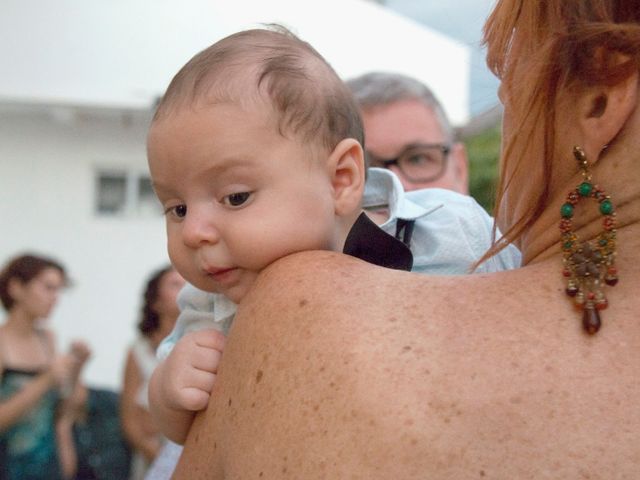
[363,168,443,223]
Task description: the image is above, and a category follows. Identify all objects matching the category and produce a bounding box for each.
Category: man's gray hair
[346,72,454,142]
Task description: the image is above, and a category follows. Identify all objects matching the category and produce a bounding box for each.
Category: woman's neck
[3,308,38,336]
[522,177,640,266]
[515,93,640,266]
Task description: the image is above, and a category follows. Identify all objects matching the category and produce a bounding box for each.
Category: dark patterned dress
[0,367,63,480]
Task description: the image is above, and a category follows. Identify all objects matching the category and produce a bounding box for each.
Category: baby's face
[147,102,338,303]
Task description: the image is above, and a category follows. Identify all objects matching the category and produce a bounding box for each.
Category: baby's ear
[327,138,365,217]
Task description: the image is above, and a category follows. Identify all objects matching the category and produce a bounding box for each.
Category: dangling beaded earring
[560,146,618,334]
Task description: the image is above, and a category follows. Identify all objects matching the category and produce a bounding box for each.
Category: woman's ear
[578,63,638,161]
[7,278,24,305]
[327,138,366,217]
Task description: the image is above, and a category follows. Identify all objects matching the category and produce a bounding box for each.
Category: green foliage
[465,124,502,213]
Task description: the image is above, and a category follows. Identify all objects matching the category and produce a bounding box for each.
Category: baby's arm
[148,329,225,444]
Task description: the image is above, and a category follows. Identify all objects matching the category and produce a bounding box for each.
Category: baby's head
[148,26,366,303]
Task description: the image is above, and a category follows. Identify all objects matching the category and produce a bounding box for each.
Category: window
[95,170,161,217]
[137,176,160,216]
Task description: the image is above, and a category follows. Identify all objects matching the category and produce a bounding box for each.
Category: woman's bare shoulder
[177,252,470,478]
[252,250,380,292]
[234,251,434,348]
[245,250,427,313]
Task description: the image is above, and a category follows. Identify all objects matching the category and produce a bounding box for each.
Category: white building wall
[0,105,167,389]
[0,0,470,124]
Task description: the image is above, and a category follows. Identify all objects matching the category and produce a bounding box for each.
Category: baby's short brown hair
[153,25,364,152]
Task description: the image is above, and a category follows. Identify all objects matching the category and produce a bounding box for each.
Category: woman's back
[175,248,640,479]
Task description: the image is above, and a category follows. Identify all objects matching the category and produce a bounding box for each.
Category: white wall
[0,105,168,390]
[0,0,469,124]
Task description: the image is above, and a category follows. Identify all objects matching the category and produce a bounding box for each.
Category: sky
[385,0,499,116]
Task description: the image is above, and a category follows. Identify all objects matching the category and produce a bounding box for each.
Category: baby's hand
[159,329,226,413]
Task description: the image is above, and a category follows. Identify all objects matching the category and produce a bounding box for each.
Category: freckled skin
[174,251,640,479]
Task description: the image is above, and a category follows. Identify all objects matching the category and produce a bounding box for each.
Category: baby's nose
[182,208,221,248]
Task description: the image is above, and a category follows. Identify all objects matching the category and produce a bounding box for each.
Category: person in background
[347,71,469,194]
[0,253,90,480]
[120,265,184,480]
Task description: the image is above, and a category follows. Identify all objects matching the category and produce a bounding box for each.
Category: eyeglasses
[366,143,451,183]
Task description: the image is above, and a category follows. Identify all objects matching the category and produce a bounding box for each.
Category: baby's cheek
[166,247,194,285]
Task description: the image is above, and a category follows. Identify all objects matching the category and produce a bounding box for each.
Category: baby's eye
[165,204,187,218]
[223,192,251,207]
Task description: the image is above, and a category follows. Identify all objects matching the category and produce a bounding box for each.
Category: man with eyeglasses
[347,72,468,194]
[347,72,520,273]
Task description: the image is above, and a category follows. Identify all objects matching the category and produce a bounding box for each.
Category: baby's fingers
[190,346,223,374]
[178,386,213,412]
[175,369,217,410]
[191,328,226,352]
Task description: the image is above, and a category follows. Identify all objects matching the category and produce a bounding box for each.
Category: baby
[147,26,520,444]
